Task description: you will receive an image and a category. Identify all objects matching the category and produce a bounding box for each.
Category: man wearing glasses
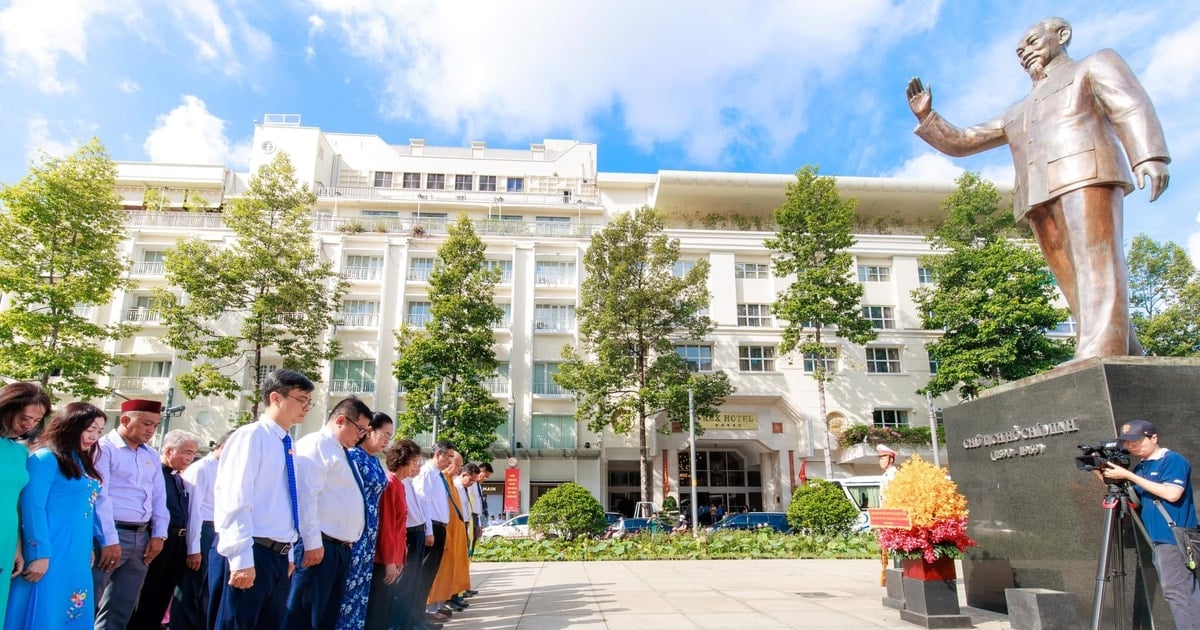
[1102,420,1200,627]
[283,396,372,629]
[212,369,314,629]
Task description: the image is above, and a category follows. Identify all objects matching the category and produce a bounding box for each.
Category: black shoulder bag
[1153,499,1200,572]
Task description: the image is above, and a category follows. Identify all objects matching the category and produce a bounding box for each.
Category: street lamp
[688,388,698,537]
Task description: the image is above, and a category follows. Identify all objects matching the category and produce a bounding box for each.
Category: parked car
[605,517,667,539]
[481,514,530,539]
[710,511,792,533]
[604,512,622,528]
[830,475,884,532]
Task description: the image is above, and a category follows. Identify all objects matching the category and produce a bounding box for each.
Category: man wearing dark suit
[906,16,1170,359]
[128,430,199,629]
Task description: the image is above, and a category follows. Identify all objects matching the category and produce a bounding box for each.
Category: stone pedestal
[944,358,1200,629]
[1005,588,1083,630]
[883,567,906,610]
[899,577,972,628]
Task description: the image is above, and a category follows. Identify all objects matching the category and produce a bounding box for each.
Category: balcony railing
[343,266,382,281]
[532,382,569,397]
[339,312,379,327]
[535,271,575,287]
[534,319,575,332]
[114,376,171,392]
[481,377,511,395]
[124,308,162,323]
[405,314,431,328]
[130,262,166,275]
[316,185,602,208]
[125,210,226,229]
[330,379,376,394]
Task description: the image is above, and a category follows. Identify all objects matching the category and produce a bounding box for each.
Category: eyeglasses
[347,418,370,436]
[286,393,314,410]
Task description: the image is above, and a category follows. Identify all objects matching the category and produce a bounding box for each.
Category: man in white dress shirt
[212,369,314,630]
[282,396,372,629]
[170,429,233,630]
[413,440,457,624]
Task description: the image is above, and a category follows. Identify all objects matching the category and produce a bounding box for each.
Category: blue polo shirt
[1131,449,1198,545]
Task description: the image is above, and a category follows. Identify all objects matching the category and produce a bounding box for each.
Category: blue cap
[1116,419,1157,441]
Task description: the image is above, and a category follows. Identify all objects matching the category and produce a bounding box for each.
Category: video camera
[1075,440,1132,472]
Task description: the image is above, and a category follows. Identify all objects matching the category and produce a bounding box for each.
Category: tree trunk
[818,378,832,479]
[638,409,651,505]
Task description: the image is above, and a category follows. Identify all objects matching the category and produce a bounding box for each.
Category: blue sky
[2,0,1198,256]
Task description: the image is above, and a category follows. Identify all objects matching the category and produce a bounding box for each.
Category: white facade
[65,116,1054,516]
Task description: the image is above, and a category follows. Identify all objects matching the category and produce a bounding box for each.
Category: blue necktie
[283,434,300,534]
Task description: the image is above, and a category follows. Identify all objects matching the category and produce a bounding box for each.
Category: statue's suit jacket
[915,49,1169,223]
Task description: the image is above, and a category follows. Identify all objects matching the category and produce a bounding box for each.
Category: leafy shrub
[786,478,860,537]
[473,529,878,562]
[838,424,938,447]
[528,482,606,540]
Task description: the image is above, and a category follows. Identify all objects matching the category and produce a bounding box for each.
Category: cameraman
[1102,419,1200,628]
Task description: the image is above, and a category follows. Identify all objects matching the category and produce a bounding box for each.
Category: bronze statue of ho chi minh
[906,16,1170,360]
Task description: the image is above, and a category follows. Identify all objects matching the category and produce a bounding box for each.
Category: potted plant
[876,454,975,578]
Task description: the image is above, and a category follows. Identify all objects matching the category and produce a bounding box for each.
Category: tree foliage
[1127,234,1200,356]
[914,172,1072,398]
[393,215,507,462]
[0,139,133,399]
[156,152,346,415]
[528,482,607,540]
[556,207,734,504]
[786,479,860,537]
[765,165,876,478]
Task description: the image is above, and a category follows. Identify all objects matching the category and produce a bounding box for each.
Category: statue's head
[1017,17,1072,81]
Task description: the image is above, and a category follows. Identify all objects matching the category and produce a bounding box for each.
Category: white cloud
[143,95,250,168]
[309,0,943,166]
[0,0,130,93]
[118,79,141,93]
[1142,17,1200,103]
[1188,214,1200,268]
[25,116,78,163]
[305,14,325,62]
[886,153,963,181]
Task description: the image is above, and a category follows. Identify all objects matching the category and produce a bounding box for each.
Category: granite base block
[884,568,906,610]
[899,577,972,628]
[1005,588,1083,630]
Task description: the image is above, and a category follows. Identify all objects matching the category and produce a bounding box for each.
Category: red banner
[503,467,520,513]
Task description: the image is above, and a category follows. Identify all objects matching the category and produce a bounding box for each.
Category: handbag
[1153,500,1200,571]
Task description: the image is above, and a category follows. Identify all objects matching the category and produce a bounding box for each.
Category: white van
[830,475,884,532]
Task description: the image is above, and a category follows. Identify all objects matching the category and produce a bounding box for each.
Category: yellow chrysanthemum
[881,454,968,527]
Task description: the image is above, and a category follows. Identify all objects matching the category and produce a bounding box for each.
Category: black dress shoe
[424,623,444,630]
[465,589,479,597]
[438,606,455,616]
[451,597,469,609]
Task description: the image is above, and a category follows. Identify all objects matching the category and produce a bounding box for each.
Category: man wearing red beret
[93,399,168,630]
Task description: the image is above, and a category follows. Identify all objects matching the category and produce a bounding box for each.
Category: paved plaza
[456,559,1013,629]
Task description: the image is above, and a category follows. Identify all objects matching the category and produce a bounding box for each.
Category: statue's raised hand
[906,77,932,122]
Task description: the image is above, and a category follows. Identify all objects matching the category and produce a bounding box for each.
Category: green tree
[156,152,346,416]
[914,172,1072,398]
[528,482,606,540]
[765,165,876,479]
[0,139,133,398]
[786,478,860,536]
[393,214,507,462]
[1127,234,1200,356]
[556,207,734,505]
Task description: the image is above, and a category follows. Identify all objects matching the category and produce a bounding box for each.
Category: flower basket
[901,556,956,581]
[875,455,976,563]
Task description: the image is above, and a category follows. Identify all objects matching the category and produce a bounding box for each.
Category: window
[126,296,162,322]
[344,255,383,281]
[918,267,935,284]
[426,173,445,190]
[802,349,838,374]
[373,171,393,188]
[735,262,769,279]
[737,304,772,327]
[128,360,171,378]
[401,172,421,189]
[873,409,909,428]
[481,363,510,394]
[672,260,696,278]
[861,306,895,329]
[535,260,575,286]
[675,345,713,372]
[494,303,512,328]
[1053,316,1077,334]
[866,347,901,373]
[738,346,775,372]
[533,363,566,396]
[928,357,939,374]
[454,174,473,191]
[133,250,166,275]
[361,210,398,218]
[409,257,435,281]
[258,363,279,384]
[406,301,431,328]
[332,359,376,394]
[532,415,576,449]
[341,300,379,327]
[857,265,891,282]
[482,259,513,283]
[478,175,497,192]
[534,304,575,331]
[507,177,524,192]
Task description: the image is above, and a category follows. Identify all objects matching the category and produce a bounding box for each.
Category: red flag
[798,459,808,485]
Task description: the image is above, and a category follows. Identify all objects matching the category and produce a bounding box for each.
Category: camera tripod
[1091,481,1156,630]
